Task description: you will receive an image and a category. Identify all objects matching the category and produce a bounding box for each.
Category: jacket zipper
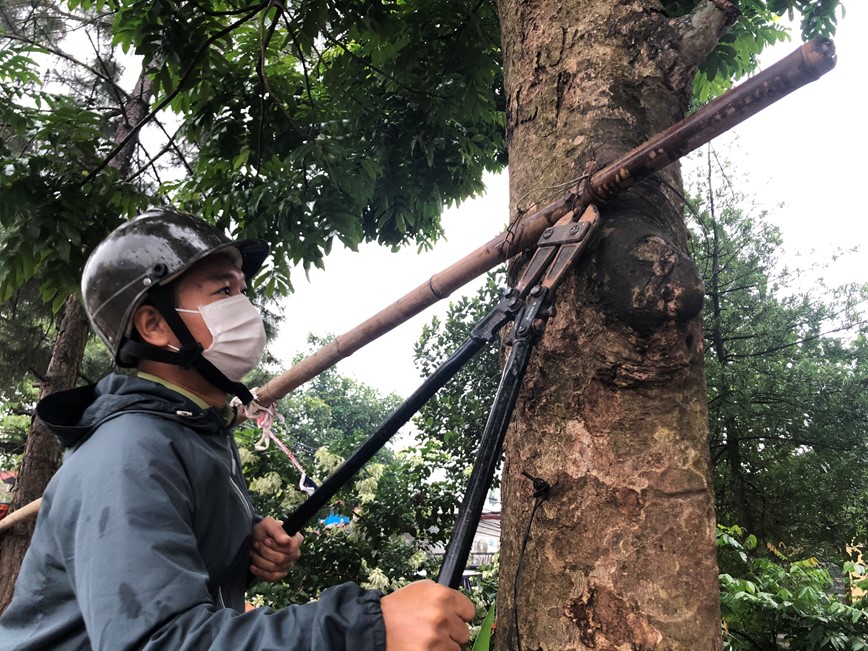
[227,437,253,521]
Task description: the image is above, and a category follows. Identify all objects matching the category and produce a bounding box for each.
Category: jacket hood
[36,373,229,448]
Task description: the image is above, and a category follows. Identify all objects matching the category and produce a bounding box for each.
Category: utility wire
[509,471,552,651]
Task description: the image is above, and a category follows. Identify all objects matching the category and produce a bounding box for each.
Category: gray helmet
[82,207,269,366]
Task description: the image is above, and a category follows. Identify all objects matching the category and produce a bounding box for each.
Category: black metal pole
[281,337,484,534]
[437,294,545,588]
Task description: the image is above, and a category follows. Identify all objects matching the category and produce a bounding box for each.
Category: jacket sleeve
[50,420,386,651]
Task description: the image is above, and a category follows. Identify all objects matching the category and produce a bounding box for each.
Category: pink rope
[242,397,317,496]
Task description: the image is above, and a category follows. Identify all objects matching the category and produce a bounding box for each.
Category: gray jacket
[0,374,385,650]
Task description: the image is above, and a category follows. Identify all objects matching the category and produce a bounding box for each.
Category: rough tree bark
[493,0,738,648]
[0,73,153,613]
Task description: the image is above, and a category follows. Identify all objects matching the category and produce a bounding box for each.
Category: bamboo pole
[254,38,836,406]
[0,498,41,535]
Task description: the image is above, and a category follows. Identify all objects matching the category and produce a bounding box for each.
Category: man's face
[173,252,248,349]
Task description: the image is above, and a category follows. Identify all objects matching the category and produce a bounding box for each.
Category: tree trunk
[723,420,756,535]
[0,295,89,611]
[494,1,735,648]
[0,71,153,613]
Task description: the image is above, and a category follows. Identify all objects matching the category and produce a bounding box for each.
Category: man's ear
[131,304,173,347]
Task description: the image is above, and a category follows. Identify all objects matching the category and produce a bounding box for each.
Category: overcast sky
[273,4,867,398]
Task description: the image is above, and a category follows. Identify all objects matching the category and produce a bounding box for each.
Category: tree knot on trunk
[564,582,662,650]
[596,219,704,337]
[630,233,703,321]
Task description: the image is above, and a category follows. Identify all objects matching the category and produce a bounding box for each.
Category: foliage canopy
[0,0,845,310]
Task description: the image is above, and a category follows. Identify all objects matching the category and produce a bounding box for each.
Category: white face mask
[176,294,266,382]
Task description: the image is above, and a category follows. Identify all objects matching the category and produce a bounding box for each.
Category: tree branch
[0,440,28,455]
[318,30,447,101]
[81,2,269,184]
[675,0,741,71]
[186,0,266,18]
[0,32,116,88]
[728,434,850,452]
[727,320,868,360]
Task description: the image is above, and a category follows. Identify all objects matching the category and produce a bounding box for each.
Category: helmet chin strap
[120,284,254,405]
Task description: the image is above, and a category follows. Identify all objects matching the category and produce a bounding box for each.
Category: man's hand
[249,517,303,582]
[380,580,476,650]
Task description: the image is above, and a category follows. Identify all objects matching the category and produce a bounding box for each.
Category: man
[0,208,474,650]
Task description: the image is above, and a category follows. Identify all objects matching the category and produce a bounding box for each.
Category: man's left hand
[250,517,303,582]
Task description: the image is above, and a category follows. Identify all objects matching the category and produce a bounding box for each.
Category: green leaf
[472,603,495,651]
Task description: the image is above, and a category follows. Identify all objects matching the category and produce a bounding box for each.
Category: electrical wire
[509,471,551,651]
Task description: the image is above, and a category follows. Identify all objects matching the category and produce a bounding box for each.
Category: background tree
[689,146,868,555]
[236,337,473,611]
[0,281,113,470]
[0,0,152,607]
[0,281,55,470]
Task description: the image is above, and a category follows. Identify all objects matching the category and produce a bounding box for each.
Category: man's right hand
[380,579,476,650]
